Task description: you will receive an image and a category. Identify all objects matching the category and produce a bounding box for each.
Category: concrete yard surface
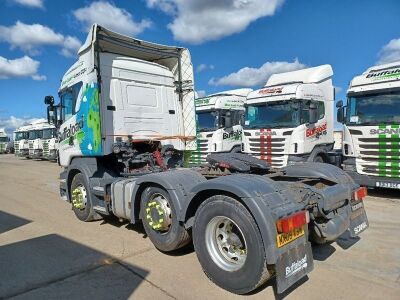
[0,155,399,299]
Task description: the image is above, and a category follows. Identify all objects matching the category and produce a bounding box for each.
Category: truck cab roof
[247,65,333,104]
[347,61,400,95]
[195,89,252,111]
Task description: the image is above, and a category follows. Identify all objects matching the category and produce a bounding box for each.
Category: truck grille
[0,143,5,152]
[29,141,34,155]
[43,141,49,156]
[244,130,288,168]
[14,142,19,154]
[188,139,209,165]
[354,132,400,178]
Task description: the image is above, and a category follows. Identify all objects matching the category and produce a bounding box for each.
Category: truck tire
[70,173,100,222]
[140,186,190,252]
[193,195,271,294]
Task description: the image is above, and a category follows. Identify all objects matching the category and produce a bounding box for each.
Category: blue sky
[0,0,399,134]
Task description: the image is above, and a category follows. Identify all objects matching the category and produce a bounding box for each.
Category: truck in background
[190,89,252,164]
[27,119,55,159]
[42,126,58,161]
[44,24,368,295]
[0,129,10,154]
[14,124,32,158]
[242,65,336,168]
[337,61,400,189]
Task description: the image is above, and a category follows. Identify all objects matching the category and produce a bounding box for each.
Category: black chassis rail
[59,157,360,294]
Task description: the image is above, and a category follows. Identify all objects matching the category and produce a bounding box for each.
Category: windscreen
[197,111,218,132]
[245,101,304,129]
[346,90,400,125]
[15,132,28,141]
[28,130,42,140]
[42,128,56,139]
[0,137,8,142]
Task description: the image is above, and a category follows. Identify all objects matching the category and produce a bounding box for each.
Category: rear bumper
[343,158,400,188]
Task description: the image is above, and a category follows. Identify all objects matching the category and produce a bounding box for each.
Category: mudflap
[348,201,369,237]
[275,241,314,294]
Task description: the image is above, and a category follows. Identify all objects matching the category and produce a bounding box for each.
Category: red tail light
[353,187,367,201]
[276,210,309,234]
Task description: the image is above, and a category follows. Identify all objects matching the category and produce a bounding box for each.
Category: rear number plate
[277,227,304,248]
[376,182,400,189]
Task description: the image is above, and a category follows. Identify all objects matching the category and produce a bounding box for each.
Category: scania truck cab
[0,129,10,154]
[42,126,58,160]
[27,119,52,159]
[190,89,251,164]
[242,65,335,168]
[15,125,32,157]
[337,61,400,189]
[44,24,368,295]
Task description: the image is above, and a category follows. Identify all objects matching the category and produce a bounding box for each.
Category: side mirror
[44,95,54,105]
[336,100,343,108]
[308,102,318,124]
[337,107,345,123]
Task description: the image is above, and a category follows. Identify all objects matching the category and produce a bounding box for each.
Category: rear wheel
[193,195,271,294]
[140,186,190,252]
[70,173,100,222]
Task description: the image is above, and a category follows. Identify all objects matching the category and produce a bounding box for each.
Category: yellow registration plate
[276,227,305,248]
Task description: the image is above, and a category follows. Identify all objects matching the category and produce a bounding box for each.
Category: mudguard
[188,174,306,264]
[128,169,206,222]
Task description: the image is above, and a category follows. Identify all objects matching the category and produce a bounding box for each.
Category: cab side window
[318,101,325,119]
[60,82,82,121]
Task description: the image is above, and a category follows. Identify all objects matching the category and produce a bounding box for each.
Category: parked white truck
[14,124,32,157]
[190,89,251,164]
[0,129,10,154]
[337,61,400,189]
[42,126,58,161]
[44,24,368,295]
[28,119,54,159]
[242,65,336,168]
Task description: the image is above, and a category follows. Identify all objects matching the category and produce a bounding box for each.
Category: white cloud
[12,0,44,9]
[196,63,214,73]
[146,0,284,44]
[0,21,81,57]
[0,116,44,135]
[377,38,400,65]
[73,1,152,36]
[196,90,207,98]
[0,55,45,80]
[209,59,306,87]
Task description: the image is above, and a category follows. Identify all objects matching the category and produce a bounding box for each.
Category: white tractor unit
[337,61,400,189]
[28,119,54,159]
[242,65,336,168]
[42,126,58,161]
[190,89,251,164]
[15,124,32,158]
[44,24,368,295]
[0,129,10,154]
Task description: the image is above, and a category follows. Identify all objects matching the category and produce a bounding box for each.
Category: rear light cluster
[352,187,367,201]
[276,210,309,234]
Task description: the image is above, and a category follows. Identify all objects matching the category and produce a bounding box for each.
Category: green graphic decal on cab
[60,82,102,156]
[377,124,400,177]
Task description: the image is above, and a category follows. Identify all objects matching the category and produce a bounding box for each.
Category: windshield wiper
[199,127,216,132]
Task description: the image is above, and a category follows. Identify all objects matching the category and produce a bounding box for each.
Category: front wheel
[193,195,271,294]
[70,173,100,222]
[140,186,190,252]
